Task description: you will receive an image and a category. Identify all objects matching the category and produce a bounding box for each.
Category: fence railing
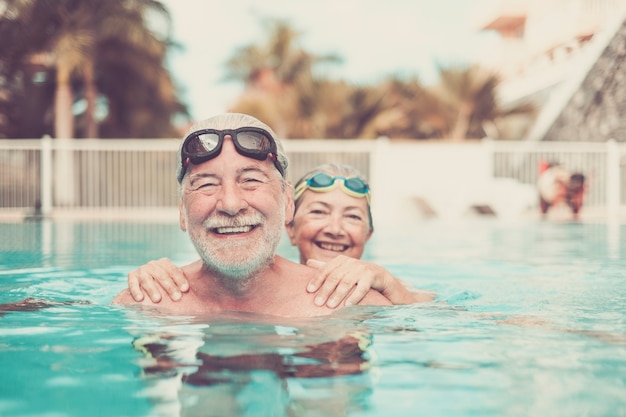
[487,139,625,212]
[1,137,624,221]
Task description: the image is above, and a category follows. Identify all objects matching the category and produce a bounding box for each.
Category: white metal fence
[1,137,625,222]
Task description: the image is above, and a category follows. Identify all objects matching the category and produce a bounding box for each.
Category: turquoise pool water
[1,219,625,416]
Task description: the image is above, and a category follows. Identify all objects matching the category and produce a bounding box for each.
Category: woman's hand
[305,255,434,308]
[128,258,189,302]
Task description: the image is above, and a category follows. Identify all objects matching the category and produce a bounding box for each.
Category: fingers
[313,269,350,307]
[309,256,373,308]
[128,270,147,302]
[158,258,189,294]
[325,277,360,308]
[308,259,347,307]
[127,258,187,303]
[305,259,326,292]
[131,263,164,303]
[344,282,371,307]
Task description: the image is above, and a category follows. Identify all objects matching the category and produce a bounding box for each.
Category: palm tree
[95,20,185,138]
[56,0,175,139]
[0,0,182,139]
[226,18,342,138]
[434,64,534,140]
[0,0,184,207]
[0,2,56,138]
[222,19,533,141]
[377,77,450,139]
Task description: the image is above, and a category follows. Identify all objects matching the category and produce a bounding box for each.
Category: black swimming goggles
[178,127,285,182]
[294,172,371,203]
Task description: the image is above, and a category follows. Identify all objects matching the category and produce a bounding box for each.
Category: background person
[537,161,586,220]
[128,163,434,307]
[112,113,391,316]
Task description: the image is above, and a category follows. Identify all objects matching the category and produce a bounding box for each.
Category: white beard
[186,202,286,288]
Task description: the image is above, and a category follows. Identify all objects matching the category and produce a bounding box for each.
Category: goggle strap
[293,178,371,203]
[293,182,309,201]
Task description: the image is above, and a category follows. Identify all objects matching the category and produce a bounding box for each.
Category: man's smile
[211,225,258,234]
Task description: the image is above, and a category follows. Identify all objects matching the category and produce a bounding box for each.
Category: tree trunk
[54,68,74,139]
[83,61,98,138]
[450,101,472,141]
[53,66,76,206]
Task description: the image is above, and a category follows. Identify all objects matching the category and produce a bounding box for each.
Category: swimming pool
[1,219,625,416]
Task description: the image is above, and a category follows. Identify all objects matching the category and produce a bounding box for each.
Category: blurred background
[1,0,625,224]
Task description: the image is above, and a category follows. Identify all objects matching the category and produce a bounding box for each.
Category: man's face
[179,135,293,280]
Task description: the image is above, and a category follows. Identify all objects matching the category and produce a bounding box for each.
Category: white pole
[606,139,619,219]
[369,136,390,226]
[40,135,53,216]
[482,138,495,184]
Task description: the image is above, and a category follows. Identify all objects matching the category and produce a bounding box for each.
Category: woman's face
[286,187,372,264]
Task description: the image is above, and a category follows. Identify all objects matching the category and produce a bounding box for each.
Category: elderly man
[112,113,391,316]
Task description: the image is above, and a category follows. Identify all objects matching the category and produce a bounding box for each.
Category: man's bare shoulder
[111,289,163,306]
[110,288,178,307]
[273,256,317,279]
[111,289,134,305]
[359,289,393,306]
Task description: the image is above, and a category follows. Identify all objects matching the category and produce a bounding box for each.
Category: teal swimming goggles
[294,173,371,203]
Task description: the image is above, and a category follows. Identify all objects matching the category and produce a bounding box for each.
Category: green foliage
[0,0,189,139]
[226,19,535,140]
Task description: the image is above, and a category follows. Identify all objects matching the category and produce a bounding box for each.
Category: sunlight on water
[0,220,625,417]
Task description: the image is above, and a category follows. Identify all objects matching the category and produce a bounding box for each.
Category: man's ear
[179,202,187,232]
[285,221,297,246]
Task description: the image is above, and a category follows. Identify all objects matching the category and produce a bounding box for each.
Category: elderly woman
[129,163,434,307]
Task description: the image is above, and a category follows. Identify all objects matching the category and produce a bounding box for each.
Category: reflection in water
[0,297,90,317]
[2,221,625,416]
[0,221,195,271]
[131,316,376,417]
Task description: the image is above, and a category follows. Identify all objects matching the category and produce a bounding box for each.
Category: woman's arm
[305,255,435,307]
[128,256,435,307]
